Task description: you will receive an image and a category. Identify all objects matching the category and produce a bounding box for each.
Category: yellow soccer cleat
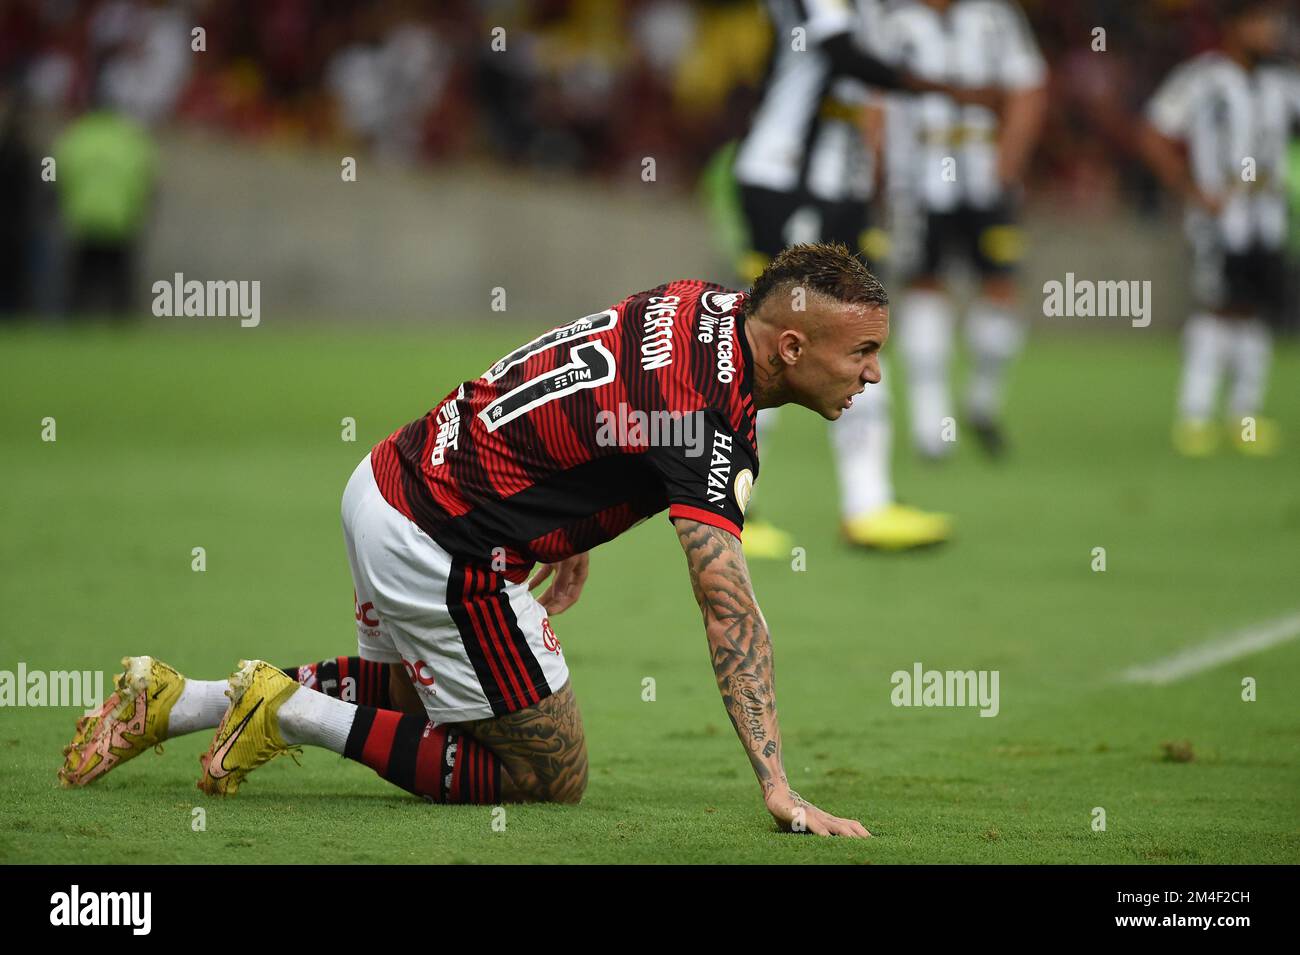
[59,656,186,787]
[1172,419,1219,458]
[742,517,795,560]
[197,660,300,796]
[842,503,952,551]
[1228,416,1280,457]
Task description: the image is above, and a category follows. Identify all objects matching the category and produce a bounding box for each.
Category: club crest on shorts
[542,618,562,654]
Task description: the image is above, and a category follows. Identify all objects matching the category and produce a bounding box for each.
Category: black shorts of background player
[900,197,1028,460]
[737,184,888,282]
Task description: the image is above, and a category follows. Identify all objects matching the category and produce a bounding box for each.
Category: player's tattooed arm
[673,517,787,797]
[674,518,872,837]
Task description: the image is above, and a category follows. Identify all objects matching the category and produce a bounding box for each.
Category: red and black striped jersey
[369,280,759,582]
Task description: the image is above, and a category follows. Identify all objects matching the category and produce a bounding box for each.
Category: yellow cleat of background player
[742,517,795,559]
[197,660,300,796]
[1228,416,1280,457]
[842,503,952,551]
[1172,419,1220,458]
[59,655,186,787]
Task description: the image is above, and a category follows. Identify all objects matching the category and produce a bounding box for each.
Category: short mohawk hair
[743,242,888,322]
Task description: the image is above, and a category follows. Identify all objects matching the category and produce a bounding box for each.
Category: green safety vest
[54,111,157,242]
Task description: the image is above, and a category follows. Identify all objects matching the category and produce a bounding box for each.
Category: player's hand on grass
[765,788,871,838]
[528,552,589,615]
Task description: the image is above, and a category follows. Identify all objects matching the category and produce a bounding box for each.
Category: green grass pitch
[1,322,1298,864]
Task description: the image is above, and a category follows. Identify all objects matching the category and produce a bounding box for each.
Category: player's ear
[778,328,803,365]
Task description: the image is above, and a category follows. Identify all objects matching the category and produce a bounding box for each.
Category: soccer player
[61,243,882,837]
[883,0,1047,460]
[1136,0,1298,457]
[733,0,974,552]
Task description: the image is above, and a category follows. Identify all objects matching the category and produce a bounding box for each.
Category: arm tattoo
[675,519,787,798]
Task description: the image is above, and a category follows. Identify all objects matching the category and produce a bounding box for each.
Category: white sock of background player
[830,357,894,520]
[1177,312,1230,423]
[1225,316,1272,423]
[898,288,955,458]
[965,298,1025,425]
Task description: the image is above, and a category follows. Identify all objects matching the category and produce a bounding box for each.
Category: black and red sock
[342,706,502,804]
[281,656,392,709]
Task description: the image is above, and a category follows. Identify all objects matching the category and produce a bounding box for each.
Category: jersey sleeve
[994,1,1046,91]
[1146,60,1202,139]
[802,0,857,46]
[643,407,757,541]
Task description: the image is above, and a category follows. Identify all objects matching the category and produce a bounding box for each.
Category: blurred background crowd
[1,0,1298,318]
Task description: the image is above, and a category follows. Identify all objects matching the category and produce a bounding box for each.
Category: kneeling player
[61,244,882,836]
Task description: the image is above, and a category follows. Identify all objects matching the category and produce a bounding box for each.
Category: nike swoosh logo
[206,699,262,779]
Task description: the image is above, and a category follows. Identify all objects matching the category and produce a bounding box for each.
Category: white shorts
[341,454,569,722]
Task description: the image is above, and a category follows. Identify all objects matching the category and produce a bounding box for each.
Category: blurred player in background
[1136,0,1300,457]
[884,0,1046,460]
[733,0,972,553]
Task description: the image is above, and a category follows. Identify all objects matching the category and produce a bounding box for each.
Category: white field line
[1118,610,1300,686]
